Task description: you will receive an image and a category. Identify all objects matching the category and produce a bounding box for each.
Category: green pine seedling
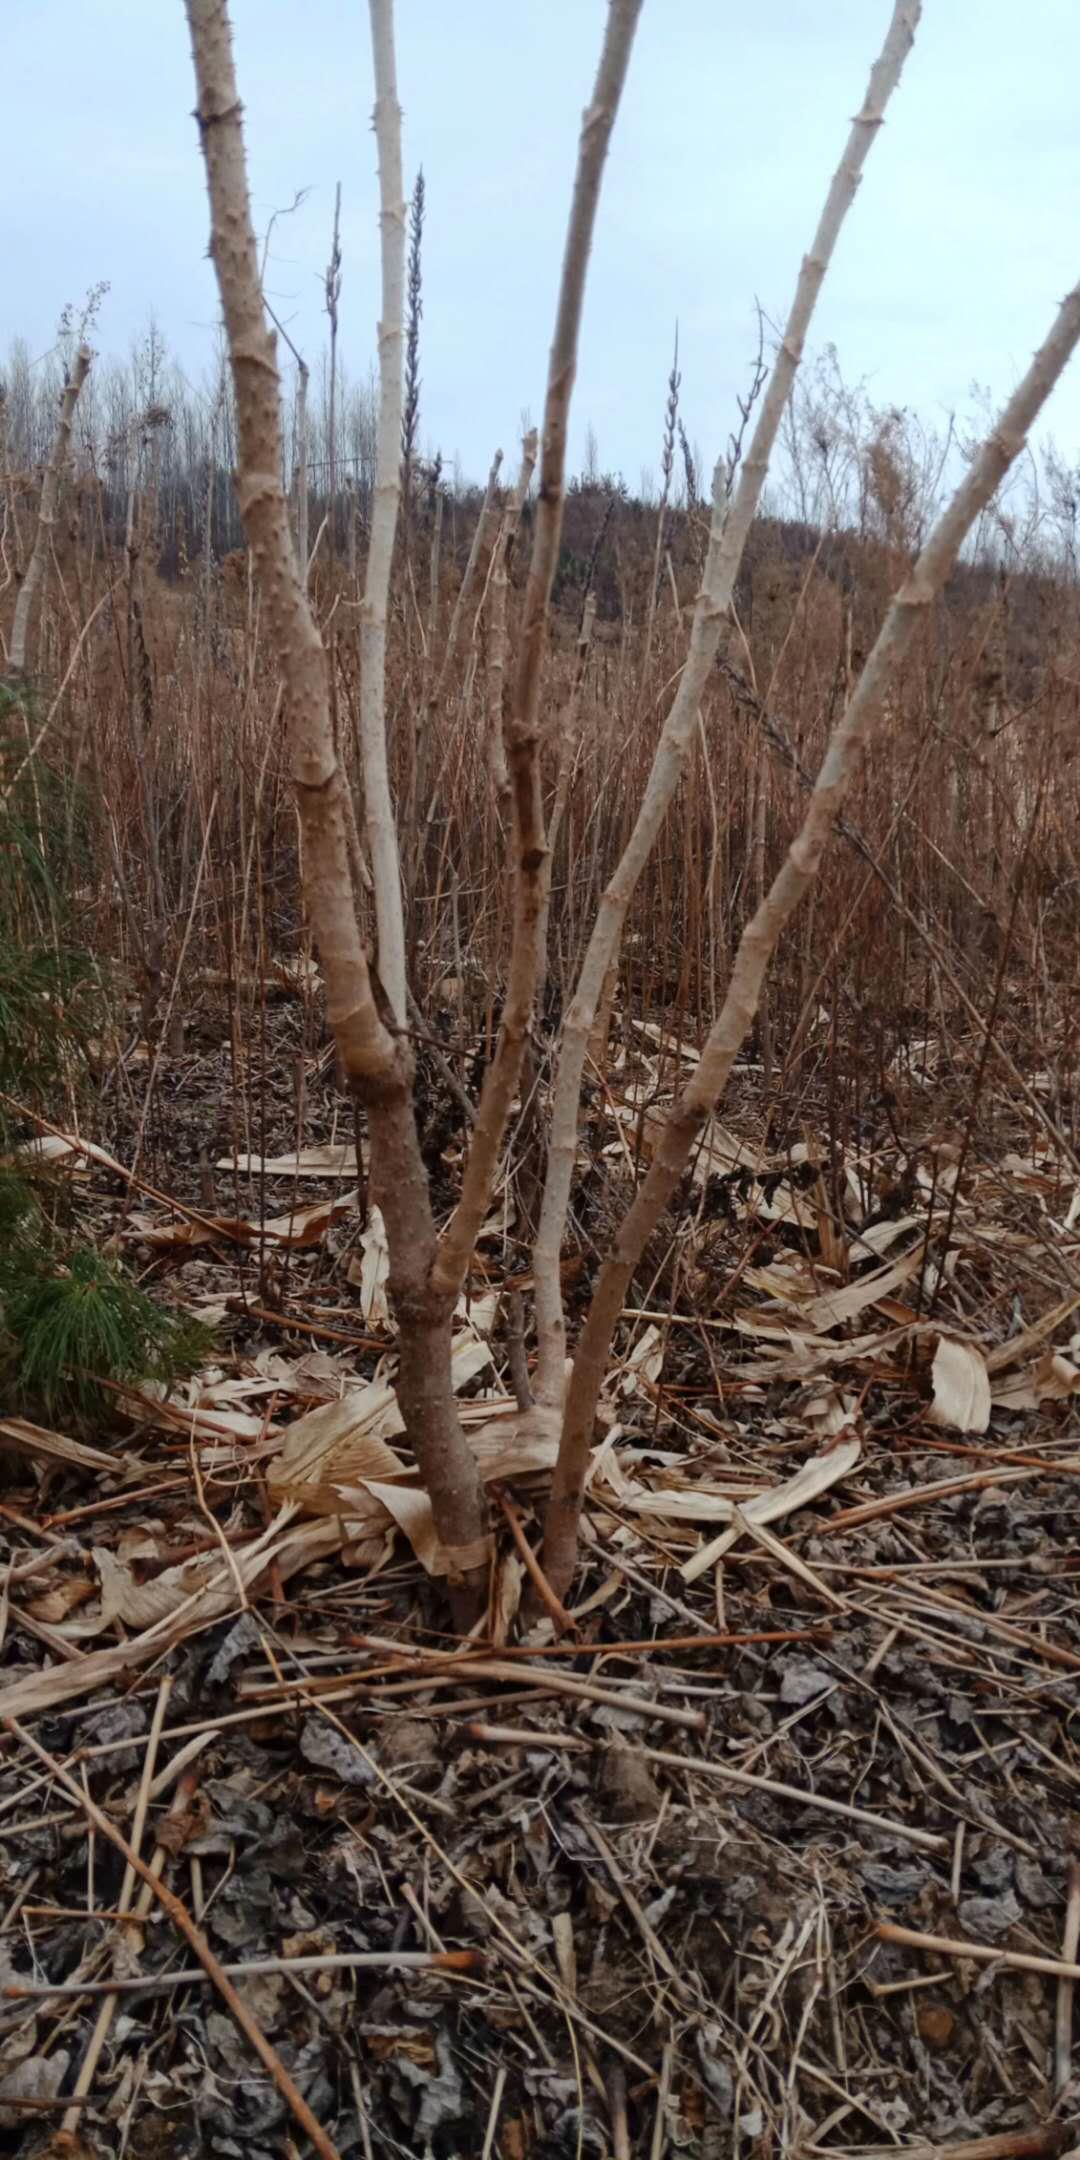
[0,1245,213,1426]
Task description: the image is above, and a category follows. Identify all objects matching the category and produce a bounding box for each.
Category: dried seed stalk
[7,344,91,680]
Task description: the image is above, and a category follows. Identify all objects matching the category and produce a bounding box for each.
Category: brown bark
[183,0,487,1597]
[431,0,644,1301]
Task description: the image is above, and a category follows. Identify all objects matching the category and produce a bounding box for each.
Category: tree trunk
[183,0,489,1605]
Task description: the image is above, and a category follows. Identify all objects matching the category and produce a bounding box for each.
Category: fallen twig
[4,1717,346,2160]
[0,2094,101,2114]
[1055,1861,1080,2096]
[641,1744,948,1851]
[466,1721,591,1753]
[820,1460,1080,1535]
[573,1804,696,2009]
[863,1577,1080,1674]
[224,1297,387,1351]
[61,1747,197,2139]
[349,1625,829,1666]
[495,1488,574,1634]
[878,1918,1080,1984]
[5,1947,482,2002]
[246,1657,708,1732]
[481,2064,508,2160]
[845,2129,1065,2160]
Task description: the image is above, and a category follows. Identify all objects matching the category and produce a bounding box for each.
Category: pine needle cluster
[0,1225,211,1423]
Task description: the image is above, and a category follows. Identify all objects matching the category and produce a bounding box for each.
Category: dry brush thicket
[4,1,1080,2148]
[189,4,1069,1622]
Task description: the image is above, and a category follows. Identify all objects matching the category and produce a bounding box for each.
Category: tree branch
[360,0,408,1023]
[531,0,922,1408]
[432,0,644,1300]
[542,271,1080,1595]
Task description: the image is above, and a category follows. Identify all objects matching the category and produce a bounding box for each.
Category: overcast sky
[5,2,1080,488]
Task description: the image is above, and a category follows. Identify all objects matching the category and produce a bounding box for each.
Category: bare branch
[432,0,644,1299]
[532,0,922,1408]
[542,273,1080,1594]
[360,0,408,1022]
[487,428,539,803]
